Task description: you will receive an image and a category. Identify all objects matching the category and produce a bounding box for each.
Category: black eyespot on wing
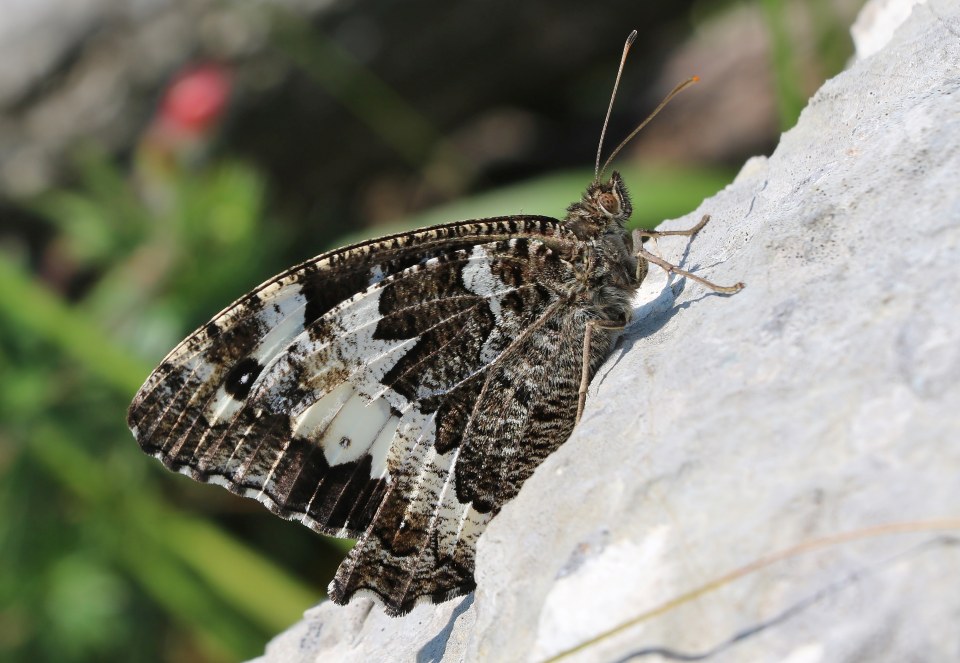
[223,357,264,400]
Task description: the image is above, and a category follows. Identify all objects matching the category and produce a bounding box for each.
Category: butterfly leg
[633,215,745,294]
[634,213,711,240]
[577,319,626,424]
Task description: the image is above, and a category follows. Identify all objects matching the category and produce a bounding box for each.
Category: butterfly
[127,31,743,617]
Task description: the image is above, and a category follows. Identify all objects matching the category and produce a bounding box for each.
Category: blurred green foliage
[760,0,855,130]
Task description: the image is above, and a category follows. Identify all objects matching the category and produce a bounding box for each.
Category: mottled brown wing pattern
[127,216,619,614]
[332,290,617,612]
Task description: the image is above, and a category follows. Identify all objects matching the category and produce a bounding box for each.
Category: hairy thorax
[560,171,644,327]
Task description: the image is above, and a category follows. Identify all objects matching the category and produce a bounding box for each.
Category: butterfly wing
[128,216,605,615]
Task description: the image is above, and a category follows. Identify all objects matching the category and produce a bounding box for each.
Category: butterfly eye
[598,192,621,216]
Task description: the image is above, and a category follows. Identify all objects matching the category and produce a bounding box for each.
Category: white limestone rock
[851,0,928,58]
[255,1,960,660]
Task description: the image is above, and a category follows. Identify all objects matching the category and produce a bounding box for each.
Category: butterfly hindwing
[331,282,617,614]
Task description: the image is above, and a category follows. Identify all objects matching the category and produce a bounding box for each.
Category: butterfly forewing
[129,215,562,466]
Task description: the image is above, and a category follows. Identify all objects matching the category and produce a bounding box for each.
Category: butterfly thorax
[561,171,641,325]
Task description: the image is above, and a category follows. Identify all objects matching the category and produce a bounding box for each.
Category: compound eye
[598,192,621,216]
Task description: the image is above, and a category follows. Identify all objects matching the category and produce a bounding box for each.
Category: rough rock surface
[254,1,960,661]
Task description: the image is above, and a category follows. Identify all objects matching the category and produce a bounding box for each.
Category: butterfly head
[563,171,633,238]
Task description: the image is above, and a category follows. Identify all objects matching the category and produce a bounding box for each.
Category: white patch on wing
[271,282,423,409]
[359,339,419,409]
[251,291,309,363]
[368,410,402,479]
[461,242,541,365]
[463,247,506,366]
[314,285,418,385]
[322,389,392,467]
[331,283,387,336]
[461,245,505,307]
[292,381,353,438]
[205,385,245,424]
[203,471,232,489]
[368,264,387,285]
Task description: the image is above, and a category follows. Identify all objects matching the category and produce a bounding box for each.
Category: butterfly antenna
[595,30,638,182]
[597,75,700,180]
